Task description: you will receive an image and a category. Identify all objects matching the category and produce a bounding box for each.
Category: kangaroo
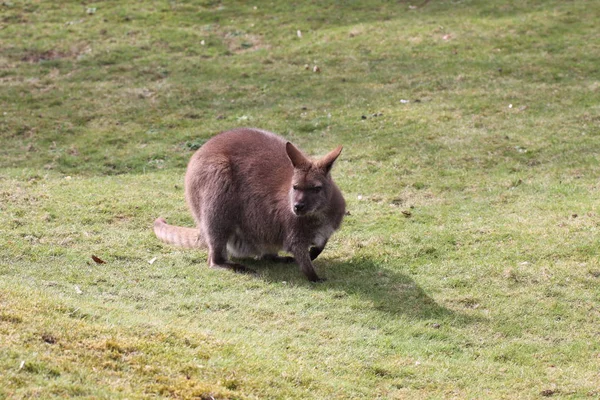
[153,128,346,282]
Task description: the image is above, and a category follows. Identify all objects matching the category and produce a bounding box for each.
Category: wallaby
[153,128,346,282]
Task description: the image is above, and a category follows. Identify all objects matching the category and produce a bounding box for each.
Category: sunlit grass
[1,0,599,398]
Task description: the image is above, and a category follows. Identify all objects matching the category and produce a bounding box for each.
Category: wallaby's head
[285,142,343,217]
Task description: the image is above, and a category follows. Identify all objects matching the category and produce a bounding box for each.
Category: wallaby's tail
[153,218,204,248]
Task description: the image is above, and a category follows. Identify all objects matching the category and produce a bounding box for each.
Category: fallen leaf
[91,255,106,264]
[42,334,57,344]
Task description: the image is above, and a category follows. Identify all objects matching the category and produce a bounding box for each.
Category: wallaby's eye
[312,186,322,193]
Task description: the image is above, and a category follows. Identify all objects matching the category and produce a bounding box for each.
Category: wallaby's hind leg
[203,221,255,274]
[201,196,254,274]
[207,239,255,274]
[190,165,255,275]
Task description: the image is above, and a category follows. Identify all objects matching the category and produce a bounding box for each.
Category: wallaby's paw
[261,254,296,264]
[154,217,167,226]
[210,262,256,275]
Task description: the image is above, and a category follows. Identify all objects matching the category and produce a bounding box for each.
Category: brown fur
[153,128,346,282]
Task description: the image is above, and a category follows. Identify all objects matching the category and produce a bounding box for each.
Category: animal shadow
[255,256,470,323]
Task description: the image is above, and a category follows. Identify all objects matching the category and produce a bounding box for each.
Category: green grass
[2,0,600,398]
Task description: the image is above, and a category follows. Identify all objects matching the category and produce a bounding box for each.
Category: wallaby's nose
[294,203,306,213]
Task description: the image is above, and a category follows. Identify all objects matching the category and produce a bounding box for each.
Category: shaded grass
[2,0,600,398]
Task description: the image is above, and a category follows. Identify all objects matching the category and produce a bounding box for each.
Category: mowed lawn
[1,1,599,398]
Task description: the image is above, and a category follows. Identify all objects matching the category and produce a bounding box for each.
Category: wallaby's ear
[318,145,343,173]
[286,142,311,169]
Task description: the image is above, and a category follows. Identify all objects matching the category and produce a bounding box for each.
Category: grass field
[1,0,600,398]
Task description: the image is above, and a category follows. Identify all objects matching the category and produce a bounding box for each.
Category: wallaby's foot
[302,268,324,283]
[307,274,326,283]
[210,262,255,275]
[261,254,295,264]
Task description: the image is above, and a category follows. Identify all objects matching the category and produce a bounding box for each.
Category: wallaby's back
[155,129,289,248]
[186,128,292,216]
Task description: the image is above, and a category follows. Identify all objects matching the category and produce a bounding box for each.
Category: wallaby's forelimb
[309,246,325,261]
[291,245,322,282]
